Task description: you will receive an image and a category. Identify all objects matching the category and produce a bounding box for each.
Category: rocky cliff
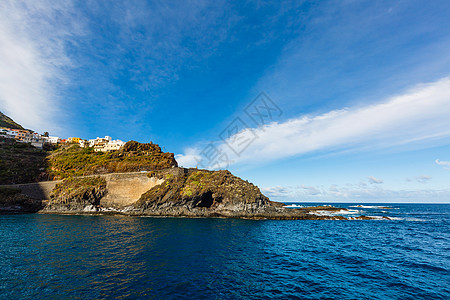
[46,141,177,180]
[0,186,42,213]
[133,168,278,217]
[1,141,377,220]
[43,177,107,212]
[33,167,370,219]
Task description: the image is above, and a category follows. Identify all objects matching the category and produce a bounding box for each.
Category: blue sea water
[0,204,449,299]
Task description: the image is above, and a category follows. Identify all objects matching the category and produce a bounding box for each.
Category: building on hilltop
[1,127,52,149]
[67,137,81,144]
[102,140,125,152]
[89,136,112,147]
[0,128,17,139]
[11,129,29,141]
[89,136,124,152]
[23,132,46,149]
[79,139,89,147]
[46,136,60,144]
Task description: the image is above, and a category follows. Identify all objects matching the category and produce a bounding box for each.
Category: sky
[1,0,450,203]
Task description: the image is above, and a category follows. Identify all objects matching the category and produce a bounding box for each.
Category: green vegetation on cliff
[47,177,107,210]
[137,169,273,211]
[0,140,177,184]
[47,141,177,179]
[0,111,24,130]
[0,140,47,184]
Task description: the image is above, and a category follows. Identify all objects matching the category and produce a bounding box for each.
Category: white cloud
[0,1,84,133]
[175,148,202,168]
[368,176,383,184]
[435,159,450,170]
[300,184,322,195]
[178,77,450,168]
[261,186,291,197]
[415,175,432,183]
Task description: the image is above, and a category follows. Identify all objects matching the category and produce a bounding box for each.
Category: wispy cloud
[175,148,202,168]
[178,77,450,168]
[0,0,84,133]
[260,186,291,197]
[416,175,432,183]
[435,159,450,170]
[368,176,383,184]
[406,175,432,183]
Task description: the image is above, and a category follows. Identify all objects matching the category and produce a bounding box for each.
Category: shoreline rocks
[1,168,382,220]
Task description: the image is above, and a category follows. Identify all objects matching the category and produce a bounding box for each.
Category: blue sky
[1,0,450,202]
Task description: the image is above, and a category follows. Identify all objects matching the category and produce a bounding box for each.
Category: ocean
[0,203,449,299]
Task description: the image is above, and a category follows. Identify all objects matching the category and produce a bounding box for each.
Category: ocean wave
[309,209,361,216]
[380,216,426,221]
[349,205,392,209]
[283,204,305,208]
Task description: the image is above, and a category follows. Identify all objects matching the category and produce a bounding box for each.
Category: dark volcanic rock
[0,186,43,213]
[133,169,277,217]
[42,177,107,212]
[2,167,380,220]
[129,169,358,220]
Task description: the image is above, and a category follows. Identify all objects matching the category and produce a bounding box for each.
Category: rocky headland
[0,139,378,220]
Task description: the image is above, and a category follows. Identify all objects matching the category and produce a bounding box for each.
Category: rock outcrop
[42,177,107,212]
[1,167,380,219]
[133,168,279,217]
[0,186,42,213]
[0,140,381,220]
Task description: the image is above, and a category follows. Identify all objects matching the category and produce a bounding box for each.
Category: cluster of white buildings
[1,128,125,152]
[0,128,50,149]
[88,136,125,152]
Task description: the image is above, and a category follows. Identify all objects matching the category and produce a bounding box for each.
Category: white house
[89,136,112,147]
[0,128,16,139]
[79,139,89,147]
[102,140,125,152]
[0,128,17,138]
[22,132,46,148]
[23,132,41,143]
[89,136,124,152]
[47,136,60,144]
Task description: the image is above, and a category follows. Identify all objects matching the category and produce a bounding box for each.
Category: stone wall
[2,181,61,200]
[1,171,165,208]
[101,173,164,208]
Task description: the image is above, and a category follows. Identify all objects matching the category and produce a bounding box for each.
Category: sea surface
[0,203,449,299]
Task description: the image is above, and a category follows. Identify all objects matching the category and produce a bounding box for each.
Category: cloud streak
[178,77,450,168]
[0,0,84,133]
[435,159,450,170]
[368,176,383,184]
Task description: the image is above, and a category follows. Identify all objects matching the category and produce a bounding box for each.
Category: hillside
[0,140,377,219]
[0,139,47,184]
[0,112,24,129]
[0,140,178,184]
[46,141,178,180]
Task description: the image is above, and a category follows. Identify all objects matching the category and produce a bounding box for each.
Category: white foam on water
[283,204,304,208]
[349,205,391,209]
[309,209,361,216]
